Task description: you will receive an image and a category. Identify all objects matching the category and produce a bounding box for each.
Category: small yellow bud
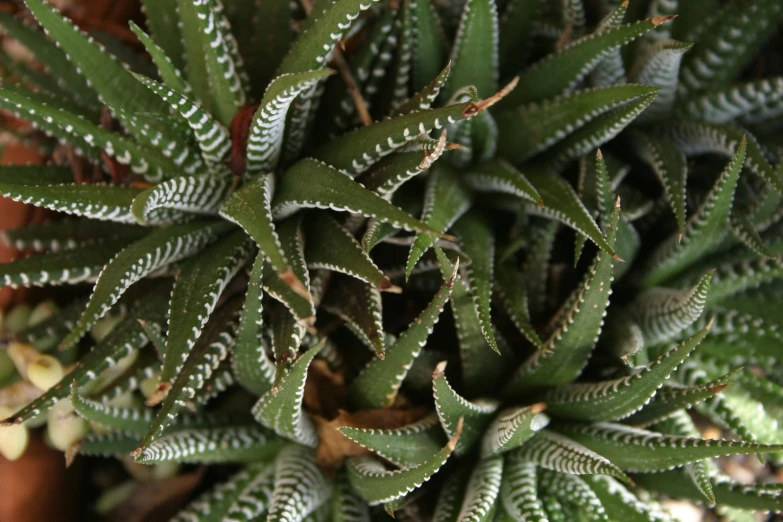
[7,342,41,379]
[47,400,88,451]
[27,355,65,391]
[0,406,29,461]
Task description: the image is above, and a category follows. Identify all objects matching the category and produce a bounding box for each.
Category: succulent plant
[1,0,783,519]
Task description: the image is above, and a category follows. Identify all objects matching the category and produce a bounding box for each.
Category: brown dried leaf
[303,359,346,419]
[315,407,428,470]
[106,468,204,522]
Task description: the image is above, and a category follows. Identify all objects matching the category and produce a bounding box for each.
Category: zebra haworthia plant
[1,0,783,519]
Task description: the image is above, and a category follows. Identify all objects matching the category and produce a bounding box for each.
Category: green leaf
[505,199,619,394]
[497,84,660,165]
[406,164,472,279]
[346,425,460,505]
[538,323,711,422]
[233,252,276,396]
[158,231,250,387]
[498,0,540,76]
[410,0,447,92]
[140,0,185,73]
[71,383,156,437]
[128,22,189,95]
[0,87,184,183]
[0,11,97,107]
[0,182,146,224]
[0,237,133,288]
[0,165,73,186]
[392,63,451,118]
[321,275,385,357]
[432,361,499,455]
[314,103,477,177]
[272,158,433,233]
[493,259,544,348]
[331,472,371,522]
[500,17,669,107]
[134,74,231,168]
[304,213,395,291]
[262,217,316,323]
[555,421,783,472]
[269,297,307,380]
[251,343,322,446]
[635,470,783,513]
[350,271,455,408]
[220,174,294,282]
[266,445,333,522]
[525,170,614,255]
[340,414,446,467]
[59,220,230,351]
[212,464,276,522]
[132,174,233,225]
[4,219,144,253]
[512,429,631,484]
[452,210,498,352]
[22,0,167,117]
[175,0,211,106]
[631,131,688,235]
[136,423,283,464]
[479,404,549,457]
[643,137,745,287]
[630,39,692,122]
[246,69,335,174]
[135,302,242,454]
[277,0,380,74]
[590,1,630,87]
[444,0,498,99]
[528,91,658,172]
[679,0,783,95]
[624,369,740,427]
[463,159,542,206]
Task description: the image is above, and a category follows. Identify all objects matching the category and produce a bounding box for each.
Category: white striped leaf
[555,422,783,472]
[455,455,503,522]
[136,303,242,453]
[158,231,251,388]
[266,445,333,522]
[512,430,631,484]
[643,138,745,287]
[0,237,134,288]
[136,423,283,464]
[245,69,334,175]
[630,39,692,122]
[480,404,549,457]
[132,173,233,225]
[135,74,232,168]
[60,221,231,351]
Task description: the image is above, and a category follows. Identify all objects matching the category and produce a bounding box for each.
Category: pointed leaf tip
[651,15,677,26]
[462,77,520,117]
[433,361,448,379]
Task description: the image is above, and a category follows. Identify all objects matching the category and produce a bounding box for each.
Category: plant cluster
[1,0,783,520]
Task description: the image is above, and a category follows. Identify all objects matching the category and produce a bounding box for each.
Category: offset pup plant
[0,0,783,520]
